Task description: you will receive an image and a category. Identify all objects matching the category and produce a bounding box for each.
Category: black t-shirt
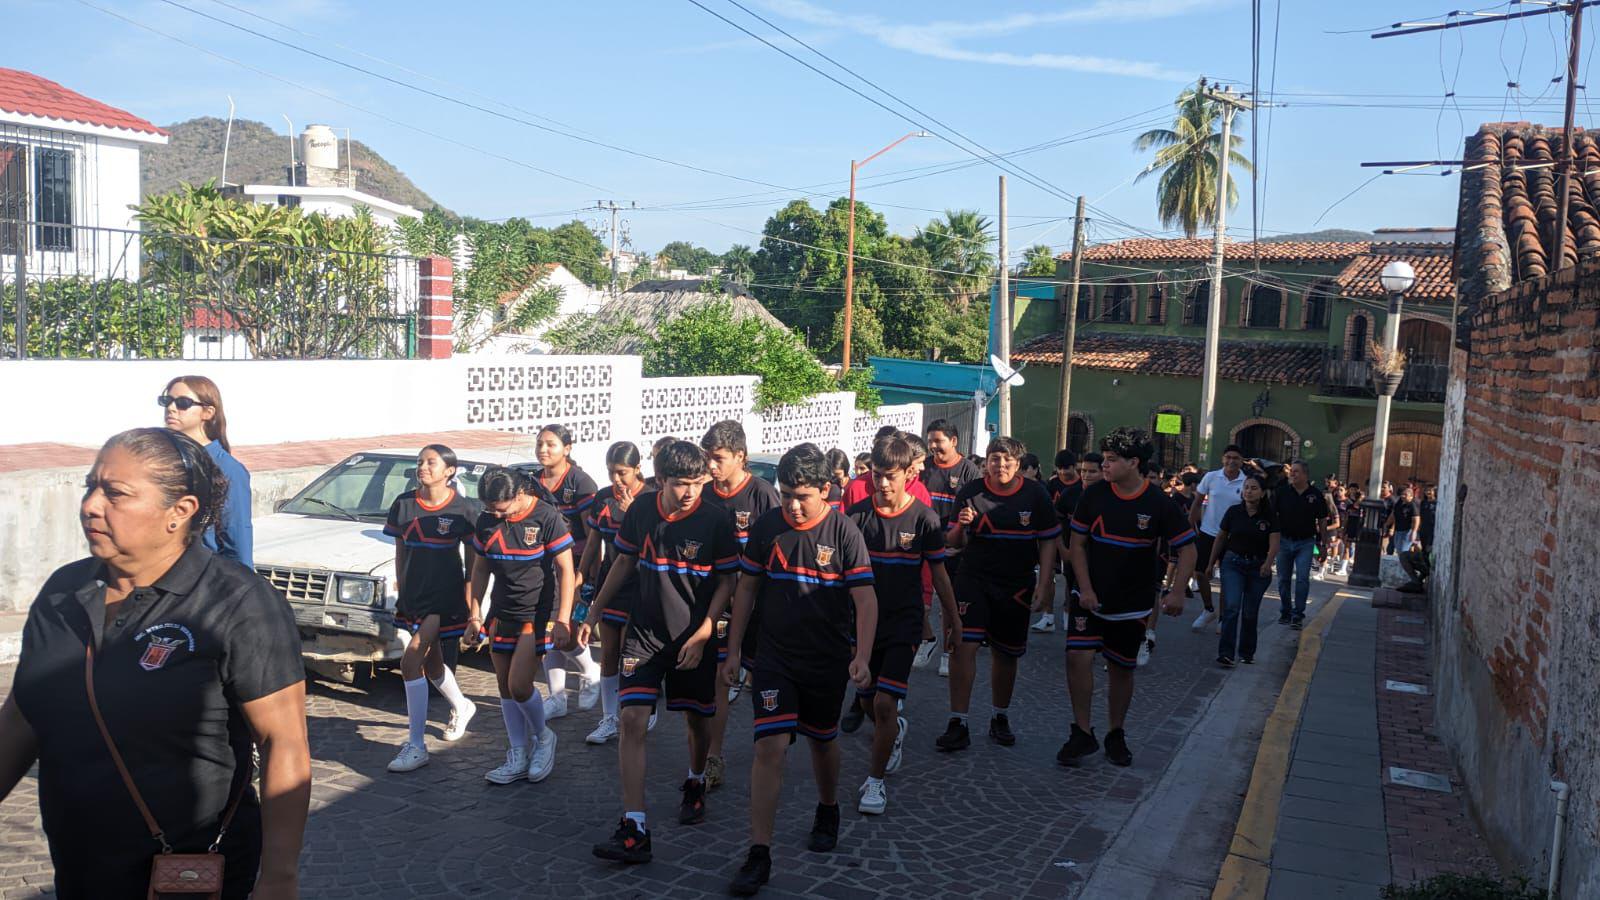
[846,496,947,647]
[538,464,599,557]
[1392,498,1419,533]
[1419,499,1438,546]
[473,498,573,620]
[741,507,874,673]
[825,482,845,513]
[1070,480,1197,619]
[384,489,480,607]
[1273,483,1329,540]
[1051,476,1086,524]
[13,546,302,898]
[585,483,646,602]
[615,491,740,656]
[922,455,983,526]
[704,471,782,548]
[952,476,1062,585]
[1220,502,1279,559]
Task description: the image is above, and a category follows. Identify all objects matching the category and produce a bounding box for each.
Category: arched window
[1348,313,1370,360]
[1102,280,1133,322]
[1302,280,1335,330]
[1147,283,1165,323]
[1067,414,1092,455]
[1246,282,1286,328]
[1187,281,1209,326]
[1076,289,1091,321]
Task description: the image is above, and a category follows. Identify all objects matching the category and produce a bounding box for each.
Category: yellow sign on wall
[1155,413,1183,435]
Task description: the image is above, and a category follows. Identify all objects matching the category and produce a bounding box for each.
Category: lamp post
[841,131,929,373]
[1350,259,1416,588]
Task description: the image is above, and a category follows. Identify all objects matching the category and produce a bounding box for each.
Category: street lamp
[841,130,930,373]
[1350,259,1416,588]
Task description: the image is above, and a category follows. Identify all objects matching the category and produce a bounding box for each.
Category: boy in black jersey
[721,444,878,896]
[923,419,982,676]
[940,436,1060,751]
[699,420,782,791]
[589,442,740,865]
[1034,449,1083,634]
[1060,428,1197,769]
[845,435,959,816]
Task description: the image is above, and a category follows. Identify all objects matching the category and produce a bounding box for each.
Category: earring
[168,523,178,532]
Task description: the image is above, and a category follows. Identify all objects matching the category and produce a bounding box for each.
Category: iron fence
[1321,350,1448,404]
[1,218,421,360]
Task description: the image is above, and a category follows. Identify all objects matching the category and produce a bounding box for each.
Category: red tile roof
[1074,238,1372,263]
[0,68,166,137]
[184,308,241,330]
[1335,246,1456,303]
[1011,331,1325,386]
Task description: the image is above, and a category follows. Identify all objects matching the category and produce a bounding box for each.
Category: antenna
[282,114,296,186]
[990,353,1026,388]
[220,95,235,186]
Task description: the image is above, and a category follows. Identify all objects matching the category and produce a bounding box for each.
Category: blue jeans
[1219,552,1272,661]
[1277,537,1315,619]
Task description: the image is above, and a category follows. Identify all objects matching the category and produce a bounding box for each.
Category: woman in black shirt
[1205,474,1279,667]
[0,428,309,899]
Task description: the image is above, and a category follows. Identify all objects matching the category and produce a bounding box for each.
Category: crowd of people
[0,374,1441,898]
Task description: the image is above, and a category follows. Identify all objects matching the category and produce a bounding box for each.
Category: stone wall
[1434,257,1600,896]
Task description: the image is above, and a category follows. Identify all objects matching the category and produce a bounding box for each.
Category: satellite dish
[990,353,1025,388]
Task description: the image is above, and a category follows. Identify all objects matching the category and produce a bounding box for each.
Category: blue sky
[16,0,1591,259]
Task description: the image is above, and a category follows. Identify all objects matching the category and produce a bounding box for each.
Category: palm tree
[720,244,755,286]
[913,209,994,308]
[1134,83,1253,238]
[1019,243,1057,276]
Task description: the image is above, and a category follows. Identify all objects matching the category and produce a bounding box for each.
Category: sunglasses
[157,394,209,411]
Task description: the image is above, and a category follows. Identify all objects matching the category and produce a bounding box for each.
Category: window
[1101,281,1133,322]
[1076,291,1091,321]
[1348,314,1369,360]
[276,194,302,208]
[0,142,25,254]
[1246,283,1284,328]
[1188,282,1209,326]
[1151,408,1186,470]
[1303,282,1333,330]
[1067,414,1091,455]
[1147,284,1165,323]
[33,147,73,251]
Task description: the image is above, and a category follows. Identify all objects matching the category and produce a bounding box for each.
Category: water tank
[301,124,339,170]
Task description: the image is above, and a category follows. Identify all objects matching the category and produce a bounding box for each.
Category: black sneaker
[678,777,707,825]
[935,717,970,752]
[1217,656,1235,668]
[1104,728,1133,767]
[1241,656,1255,665]
[808,802,840,852]
[1277,613,1291,625]
[592,817,652,864]
[1291,615,1305,631]
[840,705,866,734]
[729,845,771,896]
[988,714,1016,746]
[1056,723,1099,767]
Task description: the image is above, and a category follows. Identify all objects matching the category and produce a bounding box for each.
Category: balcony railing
[1321,350,1448,403]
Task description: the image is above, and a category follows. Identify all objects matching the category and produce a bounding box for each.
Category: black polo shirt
[1273,482,1329,541]
[12,545,302,899]
[1220,502,1279,560]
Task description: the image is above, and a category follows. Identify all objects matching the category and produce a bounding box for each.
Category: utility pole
[1054,196,1087,452]
[591,200,635,299]
[997,175,1012,436]
[1196,81,1252,467]
[1554,1,1586,268]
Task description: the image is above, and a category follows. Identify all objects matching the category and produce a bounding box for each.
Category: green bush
[1,278,183,358]
[1382,873,1545,900]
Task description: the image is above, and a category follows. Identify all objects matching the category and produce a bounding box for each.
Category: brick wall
[1434,256,1600,896]
[418,256,454,359]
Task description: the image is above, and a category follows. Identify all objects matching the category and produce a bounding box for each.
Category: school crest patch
[621,657,640,676]
[523,525,541,544]
[956,601,970,616]
[897,531,915,550]
[1074,616,1087,631]
[1018,510,1033,527]
[816,545,835,566]
[562,486,575,502]
[949,478,962,493]
[139,636,185,672]
[1135,514,1152,531]
[435,516,453,535]
[760,689,780,711]
[680,540,702,560]
[735,510,751,529]
[716,618,729,639]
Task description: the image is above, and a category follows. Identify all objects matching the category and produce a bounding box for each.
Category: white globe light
[1379,260,1417,294]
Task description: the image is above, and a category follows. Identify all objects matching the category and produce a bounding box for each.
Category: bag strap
[84,643,248,855]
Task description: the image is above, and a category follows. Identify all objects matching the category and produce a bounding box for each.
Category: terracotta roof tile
[0,68,166,137]
[1335,246,1456,302]
[1073,238,1371,263]
[1011,331,1324,386]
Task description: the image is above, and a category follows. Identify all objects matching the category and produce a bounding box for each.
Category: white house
[0,67,168,283]
[231,124,422,232]
[473,263,607,354]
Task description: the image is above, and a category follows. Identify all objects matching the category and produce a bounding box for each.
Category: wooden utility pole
[1054,196,1087,453]
[997,174,1012,436]
[1554,1,1586,268]
[1196,82,1252,467]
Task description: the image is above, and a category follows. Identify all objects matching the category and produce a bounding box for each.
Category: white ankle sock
[571,643,601,681]
[429,667,469,712]
[601,674,620,718]
[624,810,647,832]
[687,768,705,782]
[500,698,528,748]
[403,677,428,748]
[950,711,968,724]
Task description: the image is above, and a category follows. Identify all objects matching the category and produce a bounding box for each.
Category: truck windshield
[280,455,500,520]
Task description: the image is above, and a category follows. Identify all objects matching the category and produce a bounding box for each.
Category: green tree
[913,209,994,309]
[659,240,720,275]
[1134,82,1253,238]
[720,244,755,286]
[1020,243,1058,276]
[536,220,609,286]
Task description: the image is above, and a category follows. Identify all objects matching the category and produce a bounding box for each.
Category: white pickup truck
[252,447,539,682]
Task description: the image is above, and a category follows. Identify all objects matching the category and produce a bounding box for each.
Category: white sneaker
[885,716,907,774]
[1137,630,1155,667]
[586,714,619,745]
[527,727,557,783]
[544,692,569,720]
[1312,567,1325,582]
[858,779,888,815]
[912,639,938,669]
[1029,615,1055,633]
[727,667,749,703]
[1191,609,1217,632]
[938,653,949,677]
[578,677,600,711]
[386,742,429,773]
[485,745,530,784]
[443,703,475,742]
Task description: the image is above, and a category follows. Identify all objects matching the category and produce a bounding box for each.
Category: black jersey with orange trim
[922,456,983,526]
[845,496,946,646]
[1069,480,1196,619]
[585,482,647,595]
[825,482,844,513]
[740,507,874,673]
[538,463,599,556]
[472,499,573,621]
[615,491,740,656]
[384,489,480,607]
[953,476,1062,584]
[1047,474,1084,521]
[704,471,781,548]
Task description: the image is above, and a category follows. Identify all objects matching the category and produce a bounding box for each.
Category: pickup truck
[252,447,539,682]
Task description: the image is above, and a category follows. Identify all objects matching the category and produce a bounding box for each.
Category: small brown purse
[84,645,247,899]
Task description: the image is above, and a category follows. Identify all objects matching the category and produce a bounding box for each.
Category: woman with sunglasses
[535,424,603,718]
[160,376,253,568]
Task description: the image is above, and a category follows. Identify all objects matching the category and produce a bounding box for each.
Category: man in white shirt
[1188,445,1247,630]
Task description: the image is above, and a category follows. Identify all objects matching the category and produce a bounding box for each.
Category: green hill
[141,116,445,213]
[1260,228,1375,243]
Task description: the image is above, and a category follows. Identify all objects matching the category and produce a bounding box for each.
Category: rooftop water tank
[301,124,339,171]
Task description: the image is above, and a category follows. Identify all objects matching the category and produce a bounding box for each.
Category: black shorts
[393,596,469,641]
[1064,593,1145,669]
[487,615,552,655]
[618,641,718,717]
[1194,532,1216,570]
[955,573,1034,658]
[856,642,914,700]
[597,590,634,630]
[751,660,848,742]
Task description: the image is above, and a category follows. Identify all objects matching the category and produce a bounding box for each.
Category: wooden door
[1345,429,1441,486]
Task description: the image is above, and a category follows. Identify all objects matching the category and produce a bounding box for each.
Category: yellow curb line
[1211,591,1351,900]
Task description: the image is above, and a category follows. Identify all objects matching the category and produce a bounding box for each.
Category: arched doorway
[1342,422,1442,486]
[1067,414,1093,456]
[1233,420,1298,463]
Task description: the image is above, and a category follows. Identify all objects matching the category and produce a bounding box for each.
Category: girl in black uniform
[384,444,481,773]
[536,424,603,718]
[471,468,575,785]
[578,441,653,744]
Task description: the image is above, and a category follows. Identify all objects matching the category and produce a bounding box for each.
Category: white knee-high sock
[517,692,547,738]
[403,677,429,748]
[569,643,601,680]
[501,698,528,748]
[601,674,620,718]
[545,650,569,695]
[429,667,469,713]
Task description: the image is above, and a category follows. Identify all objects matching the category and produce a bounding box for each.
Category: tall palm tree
[914,209,994,308]
[1134,83,1253,238]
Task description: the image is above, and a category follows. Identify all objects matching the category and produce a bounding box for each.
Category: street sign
[1155,413,1182,435]
[1399,450,1414,467]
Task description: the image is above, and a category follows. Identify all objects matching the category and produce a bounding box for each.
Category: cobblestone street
[0,600,1295,899]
